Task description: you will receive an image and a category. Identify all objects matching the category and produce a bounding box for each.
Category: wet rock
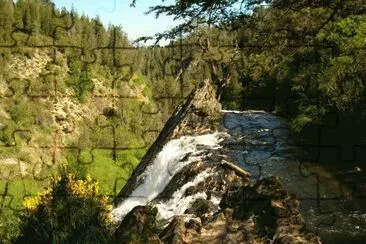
[185,218,202,232]
[184,198,216,217]
[159,217,190,244]
[153,174,320,243]
[157,161,206,199]
[113,80,320,244]
[218,176,320,243]
[200,213,228,241]
[115,206,161,244]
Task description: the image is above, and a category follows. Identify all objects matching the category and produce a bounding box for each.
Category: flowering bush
[16,169,114,243]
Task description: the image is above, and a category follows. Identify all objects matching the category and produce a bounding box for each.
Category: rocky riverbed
[221,110,366,243]
[112,81,321,243]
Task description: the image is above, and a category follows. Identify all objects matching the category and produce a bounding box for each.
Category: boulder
[115,206,161,244]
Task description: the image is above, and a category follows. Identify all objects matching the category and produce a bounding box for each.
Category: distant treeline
[1,0,366,163]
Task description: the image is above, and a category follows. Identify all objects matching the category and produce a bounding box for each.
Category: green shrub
[15,168,115,243]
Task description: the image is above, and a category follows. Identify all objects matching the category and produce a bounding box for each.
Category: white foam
[222,109,266,114]
[155,168,214,220]
[112,132,227,222]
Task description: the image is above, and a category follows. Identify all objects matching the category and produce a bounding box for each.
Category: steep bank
[113,81,320,243]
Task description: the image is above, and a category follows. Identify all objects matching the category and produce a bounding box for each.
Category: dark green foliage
[1,0,365,241]
[66,66,94,102]
[15,168,115,244]
[143,0,366,164]
[0,1,169,242]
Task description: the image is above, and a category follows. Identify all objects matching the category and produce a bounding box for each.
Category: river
[113,109,366,243]
[221,110,366,243]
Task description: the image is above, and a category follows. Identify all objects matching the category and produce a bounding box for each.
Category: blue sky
[53,0,177,43]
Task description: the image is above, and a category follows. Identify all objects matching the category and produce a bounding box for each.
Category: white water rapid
[112,132,227,222]
[113,109,366,243]
[154,168,217,221]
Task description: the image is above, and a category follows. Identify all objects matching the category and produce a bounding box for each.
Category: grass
[6,177,44,210]
[65,148,145,196]
[79,149,145,196]
[0,51,158,241]
[0,177,44,242]
[0,146,146,242]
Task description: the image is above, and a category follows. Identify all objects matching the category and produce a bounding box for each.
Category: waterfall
[112,132,227,222]
[155,168,216,221]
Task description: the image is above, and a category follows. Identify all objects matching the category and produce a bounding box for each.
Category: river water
[112,132,227,222]
[113,109,366,243]
[221,110,366,243]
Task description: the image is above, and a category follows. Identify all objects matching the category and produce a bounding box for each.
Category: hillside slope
[0,48,163,241]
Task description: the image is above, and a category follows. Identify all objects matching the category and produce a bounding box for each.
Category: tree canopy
[134,0,366,164]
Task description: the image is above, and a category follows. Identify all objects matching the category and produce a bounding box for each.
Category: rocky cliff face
[113,80,321,244]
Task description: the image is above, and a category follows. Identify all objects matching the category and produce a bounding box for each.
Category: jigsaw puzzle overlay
[0,0,365,243]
